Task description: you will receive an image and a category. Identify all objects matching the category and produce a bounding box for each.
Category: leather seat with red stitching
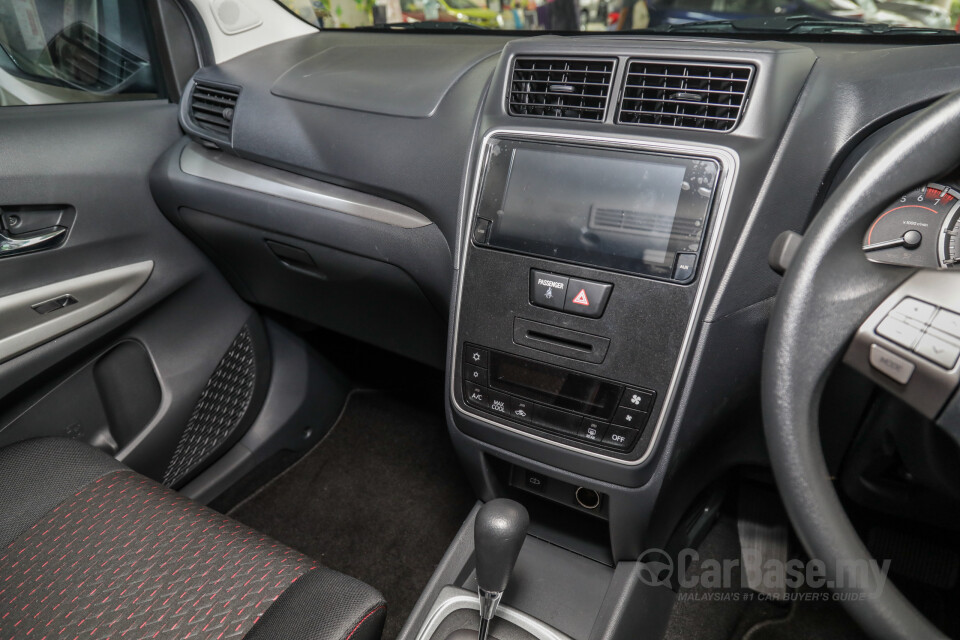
[0,438,386,640]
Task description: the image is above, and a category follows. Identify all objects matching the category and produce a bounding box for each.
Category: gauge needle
[862,229,923,252]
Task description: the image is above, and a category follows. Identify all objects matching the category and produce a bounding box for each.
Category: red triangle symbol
[572,289,590,306]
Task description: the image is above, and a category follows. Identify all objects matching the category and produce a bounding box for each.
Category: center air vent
[618,60,754,132]
[508,57,616,122]
[190,82,240,139]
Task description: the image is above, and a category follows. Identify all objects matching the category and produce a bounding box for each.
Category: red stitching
[345,605,385,640]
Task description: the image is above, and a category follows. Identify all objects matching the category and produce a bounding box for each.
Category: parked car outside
[401,0,505,25]
[876,0,952,26]
[607,0,932,28]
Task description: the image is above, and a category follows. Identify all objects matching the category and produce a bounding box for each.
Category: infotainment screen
[474,138,720,281]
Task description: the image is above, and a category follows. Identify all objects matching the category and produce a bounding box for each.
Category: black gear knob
[474,499,529,595]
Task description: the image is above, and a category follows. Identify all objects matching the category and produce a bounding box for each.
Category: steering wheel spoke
[844,269,960,423]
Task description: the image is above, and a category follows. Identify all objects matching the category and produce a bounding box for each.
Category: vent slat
[193,93,237,107]
[618,60,754,133]
[190,82,239,139]
[508,57,615,122]
[625,71,751,84]
[623,109,737,122]
[622,97,744,109]
[192,112,231,128]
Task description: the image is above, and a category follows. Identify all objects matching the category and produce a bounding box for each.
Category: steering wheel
[762,90,960,640]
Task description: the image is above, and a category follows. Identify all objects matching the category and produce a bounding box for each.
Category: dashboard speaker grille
[617,60,754,132]
[508,57,616,122]
[190,82,240,138]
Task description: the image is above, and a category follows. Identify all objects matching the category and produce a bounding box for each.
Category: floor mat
[230,390,477,640]
[662,516,868,640]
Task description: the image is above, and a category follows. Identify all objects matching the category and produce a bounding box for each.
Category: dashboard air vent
[190,82,240,138]
[508,57,616,122]
[618,60,754,132]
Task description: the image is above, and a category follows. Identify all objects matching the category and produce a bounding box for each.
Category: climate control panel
[461,344,656,452]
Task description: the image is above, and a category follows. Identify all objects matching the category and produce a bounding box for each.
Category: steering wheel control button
[530,270,568,311]
[563,278,613,318]
[620,387,656,412]
[876,316,923,349]
[464,344,489,368]
[601,425,639,450]
[463,363,488,387]
[579,418,608,443]
[891,297,937,324]
[868,344,916,385]
[611,406,650,430]
[915,332,960,370]
[673,252,698,283]
[931,308,960,339]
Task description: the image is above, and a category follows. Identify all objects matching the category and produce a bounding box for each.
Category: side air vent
[190,82,240,139]
[618,60,754,132]
[508,57,616,122]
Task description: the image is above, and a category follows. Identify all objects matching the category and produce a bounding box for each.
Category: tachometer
[940,199,960,267]
[863,183,960,269]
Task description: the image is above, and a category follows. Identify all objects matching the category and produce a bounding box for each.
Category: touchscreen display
[477,139,719,280]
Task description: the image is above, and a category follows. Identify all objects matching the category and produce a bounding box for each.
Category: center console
[421,34,815,640]
[451,129,737,467]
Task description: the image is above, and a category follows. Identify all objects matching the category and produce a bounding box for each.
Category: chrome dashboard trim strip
[449,127,739,467]
[179,143,432,229]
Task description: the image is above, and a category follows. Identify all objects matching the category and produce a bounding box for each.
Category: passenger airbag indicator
[530,270,568,310]
[530,270,612,318]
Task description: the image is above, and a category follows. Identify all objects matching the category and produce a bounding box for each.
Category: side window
[0,0,160,106]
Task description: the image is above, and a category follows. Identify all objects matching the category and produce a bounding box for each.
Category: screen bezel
[474,138,721,283]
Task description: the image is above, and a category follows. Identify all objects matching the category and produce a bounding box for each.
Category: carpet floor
[230,390,477,639]
[662,517,868,640]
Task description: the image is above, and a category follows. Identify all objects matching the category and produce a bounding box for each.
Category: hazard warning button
[563,278,613,318]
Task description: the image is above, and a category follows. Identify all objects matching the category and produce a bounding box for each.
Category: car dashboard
[150,30,960,570]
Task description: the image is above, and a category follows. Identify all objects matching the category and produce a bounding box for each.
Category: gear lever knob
[474,499,529,640]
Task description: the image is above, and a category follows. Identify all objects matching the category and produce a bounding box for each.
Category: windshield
[275,0,958,33]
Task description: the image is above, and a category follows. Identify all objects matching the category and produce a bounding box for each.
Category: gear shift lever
[474,499,529,640]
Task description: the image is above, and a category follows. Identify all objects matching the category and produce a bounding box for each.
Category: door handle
[0,226,67,257]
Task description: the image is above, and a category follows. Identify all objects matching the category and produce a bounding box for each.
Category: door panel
[0,100,263,483]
